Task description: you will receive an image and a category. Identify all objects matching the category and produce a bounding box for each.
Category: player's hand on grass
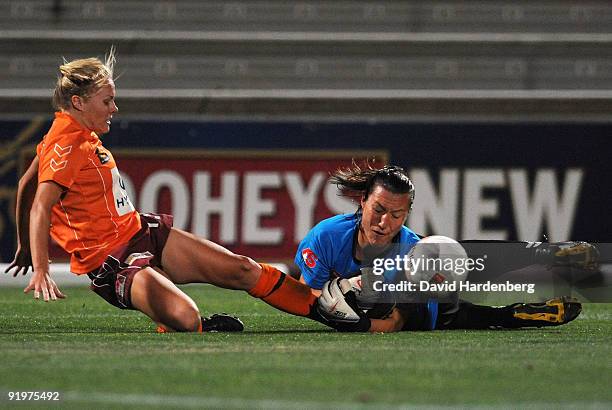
[24,270,66,301]
[4,245,33,277]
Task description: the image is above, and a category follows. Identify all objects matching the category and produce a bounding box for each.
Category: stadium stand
[1,1,612,119]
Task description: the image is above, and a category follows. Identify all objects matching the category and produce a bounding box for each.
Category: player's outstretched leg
[509,296,582,328]
[247,263,318,317]
[437,297,582,329]
[161,228,319,318]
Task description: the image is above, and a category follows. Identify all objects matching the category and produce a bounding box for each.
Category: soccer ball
[404,235,469,302]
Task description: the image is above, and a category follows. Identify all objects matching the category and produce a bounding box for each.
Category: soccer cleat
[510,296,582,327]
[535,241,600,272]
[201,313,244,332]
[155,314,244,333]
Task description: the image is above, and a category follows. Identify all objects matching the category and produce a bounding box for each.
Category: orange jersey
[36,112,141,274]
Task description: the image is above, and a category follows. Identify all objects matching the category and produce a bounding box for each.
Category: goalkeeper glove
[315,278,371,332]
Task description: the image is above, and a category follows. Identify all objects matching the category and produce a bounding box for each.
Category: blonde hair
[52,46,116,110]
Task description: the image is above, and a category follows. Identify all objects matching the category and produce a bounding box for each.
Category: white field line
[20,391,408,410]
[0,263,84,287]
[0,390,609,409]
[0,263,288,287]
[21,391,610,410]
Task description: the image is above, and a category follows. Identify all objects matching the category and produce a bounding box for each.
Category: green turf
[0,285,610,409]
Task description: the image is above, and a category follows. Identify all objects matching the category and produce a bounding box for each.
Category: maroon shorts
[87,213,174,309]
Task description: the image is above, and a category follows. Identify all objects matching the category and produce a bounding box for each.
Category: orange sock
[156,320,202,333]
[248,263,317,317]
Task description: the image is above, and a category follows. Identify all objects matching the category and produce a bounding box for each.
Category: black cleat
[510,296,582,327]
[201,313,244,332]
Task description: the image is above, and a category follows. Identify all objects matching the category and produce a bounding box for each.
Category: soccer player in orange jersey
[5,49,333,333]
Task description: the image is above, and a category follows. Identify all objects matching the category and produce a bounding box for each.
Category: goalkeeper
[295,163,594,332]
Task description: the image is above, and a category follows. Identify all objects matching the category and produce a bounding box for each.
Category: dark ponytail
[330,162,415,210]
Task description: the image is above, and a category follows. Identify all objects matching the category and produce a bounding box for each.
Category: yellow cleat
[511,296,582,327]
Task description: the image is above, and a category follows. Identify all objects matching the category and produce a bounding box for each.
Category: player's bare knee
[169,303,201,332]
[238,255,260,288]
[223,254,260,289]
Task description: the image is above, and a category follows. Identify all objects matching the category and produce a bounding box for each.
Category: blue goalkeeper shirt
[295,213,420,289]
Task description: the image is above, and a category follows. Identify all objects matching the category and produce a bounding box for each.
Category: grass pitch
[0,285,610,409]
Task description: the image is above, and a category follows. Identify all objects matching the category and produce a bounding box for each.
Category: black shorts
[87,213,173,309]
[397,301,460,331]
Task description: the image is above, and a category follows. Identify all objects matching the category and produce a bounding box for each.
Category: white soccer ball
[404,235,469,302]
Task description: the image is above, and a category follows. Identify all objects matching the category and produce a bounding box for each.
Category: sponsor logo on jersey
[54,143,72,157]
[50,143,72,171]
[96,147,110,164]
[110,167,135,216]
[302,248,318,268]
[115,273,128,308]
[50,158,68,171]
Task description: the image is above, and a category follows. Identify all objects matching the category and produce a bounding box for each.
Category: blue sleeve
[402,227,421,245]
[295,230,332,290]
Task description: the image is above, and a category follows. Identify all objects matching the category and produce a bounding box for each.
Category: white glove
[317,277,362,323]
[346,275,363,296]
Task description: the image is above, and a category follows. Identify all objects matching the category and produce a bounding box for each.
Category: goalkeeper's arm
[315,278,410,333]
[368,309,406,333]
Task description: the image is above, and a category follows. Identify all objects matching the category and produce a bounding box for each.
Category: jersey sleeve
[294,229,333,290]
[37,131,89,189]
